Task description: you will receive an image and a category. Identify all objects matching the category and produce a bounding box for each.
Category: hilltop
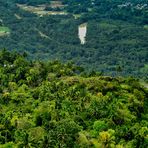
[0,50,148,147]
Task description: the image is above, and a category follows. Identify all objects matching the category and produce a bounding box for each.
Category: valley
[0,0,147,78]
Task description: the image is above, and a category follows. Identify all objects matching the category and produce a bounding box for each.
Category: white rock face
[78,23,87,44]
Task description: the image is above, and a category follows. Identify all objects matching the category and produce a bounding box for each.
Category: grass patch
[144,25,148,30]
[73,14,81,19]
[0,26,10,33]
[0,26,10,36]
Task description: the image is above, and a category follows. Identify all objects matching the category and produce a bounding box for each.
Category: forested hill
[0,50,148,147]
[0,0,148,77]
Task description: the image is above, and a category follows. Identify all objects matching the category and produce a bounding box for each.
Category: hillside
[0,0,147,77]
[0,50,148,147]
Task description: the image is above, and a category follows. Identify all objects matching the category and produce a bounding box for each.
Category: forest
[0,1,148,147]
[0,49,148,147]
[0,0,147,78]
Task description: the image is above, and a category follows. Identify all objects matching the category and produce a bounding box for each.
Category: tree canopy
[0,50,148,147]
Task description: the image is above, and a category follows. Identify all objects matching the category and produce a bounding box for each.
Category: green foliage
[0,27,10,33]
[0,142,16,148]
[0,50,148,147]
[93,120,108,132]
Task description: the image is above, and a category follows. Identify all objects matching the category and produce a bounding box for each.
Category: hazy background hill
[0,0,148,78]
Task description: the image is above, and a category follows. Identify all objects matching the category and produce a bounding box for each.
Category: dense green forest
[0,0,148,77]
[0,1,148,147]
[0,50,148,147]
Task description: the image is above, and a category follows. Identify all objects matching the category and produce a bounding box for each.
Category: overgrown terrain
[0,0,147,77]
[0,50,148,147]
[0,1,148,147]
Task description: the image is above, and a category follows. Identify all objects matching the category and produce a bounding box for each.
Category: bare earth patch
[17,3,67,17]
